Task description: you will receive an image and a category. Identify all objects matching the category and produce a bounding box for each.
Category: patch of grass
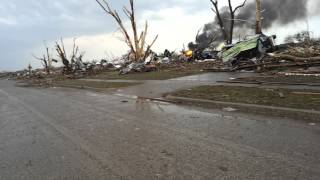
[87,62,219,80]
[88,70,204,80]
[53,79,139,90]
[172,85,320,111]
[236,75,320,84]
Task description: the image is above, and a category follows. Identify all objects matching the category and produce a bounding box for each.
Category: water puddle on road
[114,93,139,99]
[86,92,239,122]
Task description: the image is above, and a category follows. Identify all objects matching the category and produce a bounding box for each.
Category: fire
[185,50,193,57]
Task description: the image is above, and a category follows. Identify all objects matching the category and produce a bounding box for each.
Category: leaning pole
[256,0,262,34]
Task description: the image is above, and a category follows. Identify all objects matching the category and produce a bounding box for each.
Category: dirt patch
[172,85,320,111]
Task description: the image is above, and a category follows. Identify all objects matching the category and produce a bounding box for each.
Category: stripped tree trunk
[210,0,247,44]
[33,44,52,74]
[227,0,247,44]
[255,0,262,34]
[96,0,158,62]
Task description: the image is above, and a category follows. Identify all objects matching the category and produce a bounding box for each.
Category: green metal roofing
[222,37,259,62]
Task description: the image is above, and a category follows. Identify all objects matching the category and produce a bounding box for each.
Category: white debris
[223,107,237,112]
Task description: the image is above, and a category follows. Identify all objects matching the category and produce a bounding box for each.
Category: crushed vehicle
[197,49,219,60]
[220,34,277,67]
[182,49,218,61]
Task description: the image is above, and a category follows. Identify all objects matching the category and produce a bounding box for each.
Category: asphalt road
[0,80,320,180]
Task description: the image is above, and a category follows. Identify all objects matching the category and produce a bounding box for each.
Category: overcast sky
[0,0,320,71]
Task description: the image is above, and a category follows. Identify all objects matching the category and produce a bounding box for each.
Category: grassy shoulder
[17,77,139,92]
[87,70,202,80]
[172,85,320,111]
[87,62,218,80]
[52,79,139,90]
[233,75,320,84]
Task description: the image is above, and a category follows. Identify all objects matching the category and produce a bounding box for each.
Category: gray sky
[0,0,319,71]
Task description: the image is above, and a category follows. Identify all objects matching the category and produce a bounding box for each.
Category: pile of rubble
[5,33,320,81]
[0,71,17,80]
[117,50,197,75]
[203,34,320,73]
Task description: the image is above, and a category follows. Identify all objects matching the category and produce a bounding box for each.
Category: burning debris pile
[200,0,312,47]
[195,0,320,74]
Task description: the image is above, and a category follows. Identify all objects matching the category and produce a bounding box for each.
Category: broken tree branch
[210,0,247,44]
[96,0,135,55]
[232,0,247,13]
[33,44,53,74]
[228,0,247,44]
[210,0,228,43]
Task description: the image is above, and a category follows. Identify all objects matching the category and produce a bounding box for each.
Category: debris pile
[276,41,320,58]
[119,62,157,75]
[256,40,320,72]
[201,34,320,74]
[0,72,17,80]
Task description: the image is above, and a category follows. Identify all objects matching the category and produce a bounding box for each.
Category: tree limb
[210,0,228,43]
[233,0,247,13]
[96,0,158,62]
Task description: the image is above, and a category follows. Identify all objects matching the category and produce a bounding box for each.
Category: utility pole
[255,0,262,34]
[28,63,32,78]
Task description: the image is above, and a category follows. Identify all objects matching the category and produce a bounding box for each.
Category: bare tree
[228,0,247,44]
[55,38,70,73]
[33,44,53,74]
[96,0,158,62]
[55,38,83,73]
[210,0,247,44]
[210,0,228,43]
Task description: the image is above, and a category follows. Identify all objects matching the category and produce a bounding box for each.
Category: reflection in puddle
[102,93,241,122]
[114,93,138,99]
[135,97,151,112]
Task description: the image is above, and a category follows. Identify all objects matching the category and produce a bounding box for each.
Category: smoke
[237,0,309,29]
[192,0,316,49]
[308,0,320,16]
[189,7,230,50]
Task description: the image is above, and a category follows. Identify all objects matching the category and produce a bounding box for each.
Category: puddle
[223,107,238,112]
[114,93,139,99]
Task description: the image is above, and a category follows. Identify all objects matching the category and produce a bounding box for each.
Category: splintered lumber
[233,60,320,71]
[231,62,273,71]
[268,53,320,62]
[263,61,320,68]
[291,92,320,95]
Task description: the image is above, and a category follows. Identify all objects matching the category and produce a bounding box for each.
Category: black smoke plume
[191,0,315,49]
[237,0,309,28]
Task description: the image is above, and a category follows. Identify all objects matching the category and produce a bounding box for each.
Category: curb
[15,82,106,91]
[166,95,320,122]
[52,84,111,92]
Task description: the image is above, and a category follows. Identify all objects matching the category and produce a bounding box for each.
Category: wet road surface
[99,72,256,98]
[0,79,320,179]
[84,72,320,99]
